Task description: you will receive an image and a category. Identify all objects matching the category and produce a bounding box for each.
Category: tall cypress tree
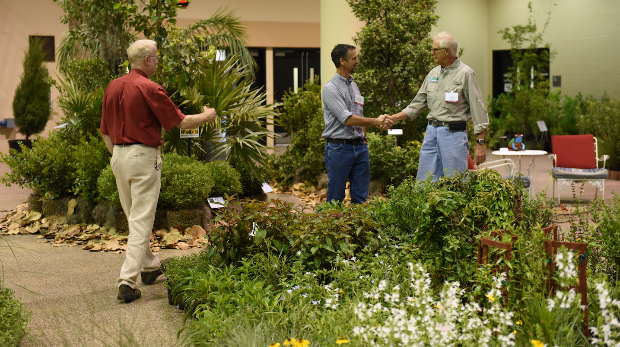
[12,38,51,139]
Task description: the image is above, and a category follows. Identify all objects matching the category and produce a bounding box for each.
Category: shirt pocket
[442,88,460,112]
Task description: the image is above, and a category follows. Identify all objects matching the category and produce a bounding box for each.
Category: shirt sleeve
[322,84,353,125]
[402,76,429,120]
[147,87,186,132]
[464,71,489,134]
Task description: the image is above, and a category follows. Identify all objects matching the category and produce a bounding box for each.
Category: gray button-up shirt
[322,73,365,140]
[402,58,489,134]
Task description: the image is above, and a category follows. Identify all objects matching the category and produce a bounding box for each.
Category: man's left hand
[474,144,486,165]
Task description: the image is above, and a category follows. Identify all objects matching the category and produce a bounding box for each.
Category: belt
[428,120,449,127]
[326,138,364,145]
[114,142,143,147]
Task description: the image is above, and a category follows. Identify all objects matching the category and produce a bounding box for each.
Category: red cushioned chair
[551,135,609,203]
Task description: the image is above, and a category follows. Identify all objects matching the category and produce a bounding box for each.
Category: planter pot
[611,170,620,180]
[8,139,34,154]
[166,287,185,310]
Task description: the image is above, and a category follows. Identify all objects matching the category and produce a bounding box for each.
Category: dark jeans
[324,142,370,204]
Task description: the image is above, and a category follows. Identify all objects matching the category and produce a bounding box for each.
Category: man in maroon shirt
[100,39,217,303]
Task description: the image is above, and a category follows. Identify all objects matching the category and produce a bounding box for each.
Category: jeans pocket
[327,143,342,154]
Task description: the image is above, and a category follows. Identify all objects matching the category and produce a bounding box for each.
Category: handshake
[375,114,395,130]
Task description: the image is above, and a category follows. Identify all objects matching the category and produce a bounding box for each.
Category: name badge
[445,92,458,103]
[430,77,439,83]
[355,95,364,106]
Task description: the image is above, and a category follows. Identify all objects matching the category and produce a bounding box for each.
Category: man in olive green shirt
[387,32,489,181]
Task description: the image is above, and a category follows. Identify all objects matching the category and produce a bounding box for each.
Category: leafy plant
[12,37,51,139]
[0,131,74,199]
[159,153,214,210]
[267,78,325,187]
[367,132,420,186]
[0,281,31,347]
[204,161,242,198]
[71,135,111,202]
[97,165,120,206]
[577,96,620,168]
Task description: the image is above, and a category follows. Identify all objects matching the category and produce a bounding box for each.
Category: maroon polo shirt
[100,69,185,147]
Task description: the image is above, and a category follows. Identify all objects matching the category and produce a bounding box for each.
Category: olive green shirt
[402,58,489,134]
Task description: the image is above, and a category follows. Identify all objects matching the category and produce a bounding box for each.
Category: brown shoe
[117,284,141,303]
[141,268,163,285]
[141,258,172,285]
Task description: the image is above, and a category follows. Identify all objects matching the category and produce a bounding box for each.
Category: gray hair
[127,40,157,67]
[434,32,458,56]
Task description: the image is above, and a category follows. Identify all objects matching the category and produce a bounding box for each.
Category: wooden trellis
[543,240,589,337]
[477,229,518,308]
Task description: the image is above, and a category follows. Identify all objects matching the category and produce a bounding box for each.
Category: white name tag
[445,92,458,103]
[355,95,364,106]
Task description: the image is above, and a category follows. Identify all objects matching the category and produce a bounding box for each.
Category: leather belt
[428,120,449,127]
[326,138,364,145]
[114,142,143,147]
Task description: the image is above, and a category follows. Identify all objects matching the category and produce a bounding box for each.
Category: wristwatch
[476,139,485,145]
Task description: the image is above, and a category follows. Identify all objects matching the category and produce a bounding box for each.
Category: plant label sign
[207,197,225,209]
[261,182,273,193]
[180,128,200,138]
[388,129,403,135]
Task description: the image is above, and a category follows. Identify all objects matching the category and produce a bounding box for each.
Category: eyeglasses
[430,47,446,53]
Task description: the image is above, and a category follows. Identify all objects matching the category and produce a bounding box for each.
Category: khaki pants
[111,144,162,288]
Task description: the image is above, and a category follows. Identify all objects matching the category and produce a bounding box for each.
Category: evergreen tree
[12,38,51,139]
[347,0,439,116]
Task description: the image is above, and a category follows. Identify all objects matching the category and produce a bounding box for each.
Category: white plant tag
[207,197,226,209]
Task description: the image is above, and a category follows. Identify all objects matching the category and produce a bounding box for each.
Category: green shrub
[59,56,112,94]
[204,161,242,197]
[0,131,74,199]
[367,132,420,186]
[589,193,620,281]
[71,135,111,201]
[160,153,214,210]
[12,37,50,139]
[0,282,31,347]
[268,79,326,187]
[97,165,120,206]
[209,199,381,270]
[577,96,620,168]
[235,162,268,197]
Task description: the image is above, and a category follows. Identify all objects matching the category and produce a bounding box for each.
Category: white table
[491,150,547,174]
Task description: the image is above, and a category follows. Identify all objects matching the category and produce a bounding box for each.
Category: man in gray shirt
[322,44,393,203]
[387,32,489,181]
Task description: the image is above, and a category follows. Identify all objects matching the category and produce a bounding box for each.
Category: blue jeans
[417,124,469,182]
[325,142,370,204]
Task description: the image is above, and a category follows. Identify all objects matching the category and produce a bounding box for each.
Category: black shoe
[141,268,163,285]
[117,284,141,303]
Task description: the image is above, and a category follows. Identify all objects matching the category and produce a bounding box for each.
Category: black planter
[166,286,185,310]
[8,139,34,154]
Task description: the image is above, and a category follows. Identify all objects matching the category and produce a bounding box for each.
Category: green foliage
[346,0,439,117]
[204,161,243,197]
[577,96,620,168]
[58,56,112,94]
[97,165,120,206]
[209,199,380,270]
[0,131,74,199]
[267,78,326,187]
[489,2,556,149]
[277,77,322,136]
[71,135,111,202]
[0,282,31,347]
[367,132,420,186]
[515,293,587,346]
[380,170,519,285]
[159,153,214,210]
[589,193,620,281]
[12,37,51,139]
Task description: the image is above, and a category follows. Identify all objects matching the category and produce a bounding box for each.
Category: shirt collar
[131,69,149,78]
[441,57,460,73]
[334,72,354,85]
